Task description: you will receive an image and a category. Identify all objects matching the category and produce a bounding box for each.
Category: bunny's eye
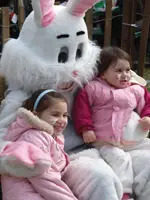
[58,47,68,63]
[76,43,83,61]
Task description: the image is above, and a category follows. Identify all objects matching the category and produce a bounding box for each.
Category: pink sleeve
[18,130,51,153]
[140,87,150,117]
[0,131,52,177]
[28,171,77,200]
[72,87,94,135]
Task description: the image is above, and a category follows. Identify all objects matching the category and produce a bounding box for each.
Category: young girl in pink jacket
[0,89,78,200]
[73,47,150,200]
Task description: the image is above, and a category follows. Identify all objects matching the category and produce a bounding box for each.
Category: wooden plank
[18,0,25,30]
[18,6,25,30]
[104,0,112,46]
[0,0,10,7]
[85,8,93,40]
[138,0,150,76]
[0,75,7,104]
[129,0,137,63]
[55,1,60,5]
[18,0,24,7]
[121,0,133,54]
[2,7,10,45]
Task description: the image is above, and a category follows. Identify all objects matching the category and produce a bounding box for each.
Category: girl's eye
[116,69,122,72]
[52,113,59,117]
[63,114,68,118]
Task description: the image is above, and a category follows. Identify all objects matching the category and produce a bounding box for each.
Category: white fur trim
[18,108,54,135]
[0,155,51,177]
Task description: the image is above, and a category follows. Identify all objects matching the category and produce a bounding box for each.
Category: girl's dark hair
[23,89,67,113]
[98,46,131,76]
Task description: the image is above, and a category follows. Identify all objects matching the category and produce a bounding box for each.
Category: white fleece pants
[99,145,133,194]
[125,138,150,200]
[98,138,150,200]
[63,138,150,200]
[63,149,123,200]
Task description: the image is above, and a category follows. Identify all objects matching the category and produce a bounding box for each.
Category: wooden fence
[87,0,150,77]
[0,0,24,55]
[0,0,150,77]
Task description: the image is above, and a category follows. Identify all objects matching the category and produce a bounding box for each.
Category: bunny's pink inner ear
[66,0,99,17]
[40,0,55,27]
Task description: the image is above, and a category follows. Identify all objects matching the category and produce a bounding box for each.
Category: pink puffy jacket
[73,78,150,143]
[0,108,77,200]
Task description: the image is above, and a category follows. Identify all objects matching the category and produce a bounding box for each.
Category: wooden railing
[87,0,150,77]
[0,3,24,56]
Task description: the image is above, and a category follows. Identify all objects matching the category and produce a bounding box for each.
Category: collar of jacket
[18,107,54,135]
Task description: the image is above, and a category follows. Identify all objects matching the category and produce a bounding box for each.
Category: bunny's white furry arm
[0,90,29,152]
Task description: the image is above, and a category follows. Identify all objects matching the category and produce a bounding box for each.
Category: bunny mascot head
[0,0,100,150]
[1,0,100,96]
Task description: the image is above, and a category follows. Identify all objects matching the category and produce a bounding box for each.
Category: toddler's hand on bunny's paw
[82,130,96,143]
[139,117,150,131]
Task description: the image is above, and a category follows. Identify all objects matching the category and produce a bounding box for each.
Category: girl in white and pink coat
[0,89,78,200]
[73,47,150,200]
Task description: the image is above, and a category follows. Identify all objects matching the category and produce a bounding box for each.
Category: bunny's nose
[72,70,78,77]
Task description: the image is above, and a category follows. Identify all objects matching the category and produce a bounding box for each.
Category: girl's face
[101,59,131,88]
[39,101,68,135]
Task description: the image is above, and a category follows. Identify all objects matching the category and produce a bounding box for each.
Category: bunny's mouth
[58,82,74,91]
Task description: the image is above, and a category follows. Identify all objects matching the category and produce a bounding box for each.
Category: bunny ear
[66,0,100,17]
[32,0,55,27]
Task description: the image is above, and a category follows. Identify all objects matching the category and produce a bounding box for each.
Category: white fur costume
[0,0,150,200]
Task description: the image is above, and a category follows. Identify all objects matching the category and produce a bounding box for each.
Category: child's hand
[139,117,150,131]
[82,130,96,143]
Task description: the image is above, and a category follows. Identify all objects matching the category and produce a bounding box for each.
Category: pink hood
[6,108,54,142]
